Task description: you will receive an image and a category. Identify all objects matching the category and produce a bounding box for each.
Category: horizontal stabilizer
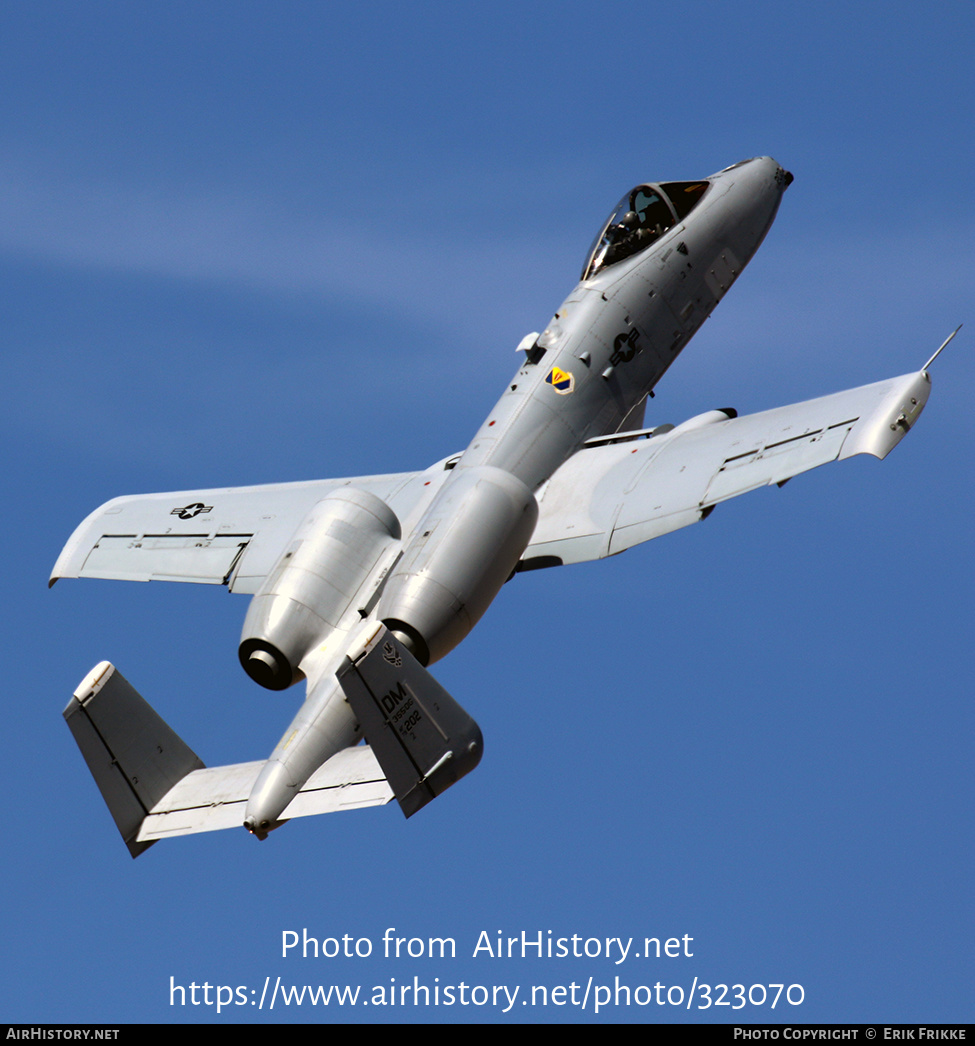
[338,625,483,817]
[138,746,393,843]
[65,662,394,857]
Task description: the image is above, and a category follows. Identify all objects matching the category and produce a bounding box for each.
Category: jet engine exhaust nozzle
[239,641,296,691]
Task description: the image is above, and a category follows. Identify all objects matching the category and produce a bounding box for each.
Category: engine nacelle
[377,465,538,665]
[239,487,401,690]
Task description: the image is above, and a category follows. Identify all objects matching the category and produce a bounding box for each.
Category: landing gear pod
[239,488,401,689]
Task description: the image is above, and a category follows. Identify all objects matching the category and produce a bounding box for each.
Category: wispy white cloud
[0,158,576,347]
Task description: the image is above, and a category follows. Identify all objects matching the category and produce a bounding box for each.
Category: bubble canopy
[581,180,710,280]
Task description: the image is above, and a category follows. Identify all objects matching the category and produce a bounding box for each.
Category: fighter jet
[53,157,946,856]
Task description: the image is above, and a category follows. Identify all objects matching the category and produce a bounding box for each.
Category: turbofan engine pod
[378,465,538,666]
[239,487,401,689]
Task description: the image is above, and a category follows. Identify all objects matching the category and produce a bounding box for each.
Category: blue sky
[3,1,972,1025]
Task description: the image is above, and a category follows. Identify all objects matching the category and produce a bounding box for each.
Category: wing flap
[526,371,931,565]
[79,533,250,584]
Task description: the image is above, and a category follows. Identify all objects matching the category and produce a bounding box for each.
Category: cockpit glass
[581,179,711,280]
[658,181,709,221]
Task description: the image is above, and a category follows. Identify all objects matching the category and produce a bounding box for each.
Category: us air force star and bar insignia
[171,502,213,520]
[610,328,640,366]
[545,366,574,394]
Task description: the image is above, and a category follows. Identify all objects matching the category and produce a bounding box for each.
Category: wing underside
[50,463,454,594]
[52,374,930,591]
[523,370,931,566]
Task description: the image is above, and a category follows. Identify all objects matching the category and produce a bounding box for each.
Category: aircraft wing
[50,463,455,595]
[523,370,931,567]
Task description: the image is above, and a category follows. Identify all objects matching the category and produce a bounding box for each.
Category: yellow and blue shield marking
[545,366,574,395]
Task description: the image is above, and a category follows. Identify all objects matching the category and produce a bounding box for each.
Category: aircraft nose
[749,156,792,188]
[763,156,794,189]
[710,157,790,264]
[715,156,790,194]
[736,157,794,207]
[720,156,792,190]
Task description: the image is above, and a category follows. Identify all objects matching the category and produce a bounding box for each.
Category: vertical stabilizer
[337,626,482,817]
[63,662,204,857]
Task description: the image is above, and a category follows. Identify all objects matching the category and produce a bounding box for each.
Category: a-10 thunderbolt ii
[53,156,949,857]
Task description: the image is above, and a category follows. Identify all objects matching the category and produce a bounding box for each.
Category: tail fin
[63,662,204,857]
[337,625,483,817]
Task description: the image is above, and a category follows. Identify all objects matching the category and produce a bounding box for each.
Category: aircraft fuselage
[467,156,789,489]
[375,156,790,665]
[242,156,792,833]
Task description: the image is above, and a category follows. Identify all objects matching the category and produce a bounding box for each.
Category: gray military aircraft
[53,156,946,856]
